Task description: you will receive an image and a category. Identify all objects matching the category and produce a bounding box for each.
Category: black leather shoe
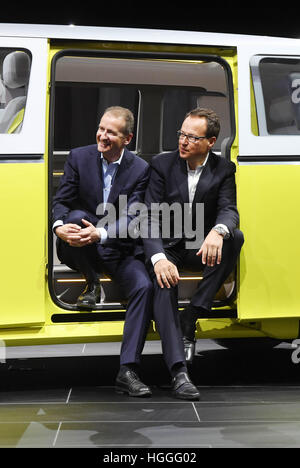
[76,283,100,309]
[183,337,196,364]
[172,372,200,401]
[115,369,152,397]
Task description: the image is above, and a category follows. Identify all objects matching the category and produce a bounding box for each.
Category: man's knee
[138,277,153,296]
[233,229,244,250]
[65,210,88,226]
[152,280,177,299]
[122,262,153,298]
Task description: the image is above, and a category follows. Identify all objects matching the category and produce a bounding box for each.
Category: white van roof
[0,23,297,48]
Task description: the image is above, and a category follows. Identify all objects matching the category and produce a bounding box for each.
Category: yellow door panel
[0,162,45,327]
[238,164,300,320]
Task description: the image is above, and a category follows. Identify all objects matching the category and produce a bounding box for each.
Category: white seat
[0,51,31,133]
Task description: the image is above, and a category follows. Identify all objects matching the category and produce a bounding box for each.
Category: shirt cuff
[97,227,108,244]
[151,252,167,266]
[53,220,63,233]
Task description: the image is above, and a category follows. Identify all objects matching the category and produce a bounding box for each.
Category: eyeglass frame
[177,130,207,143]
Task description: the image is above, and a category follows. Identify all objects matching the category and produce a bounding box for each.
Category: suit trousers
[56,210,153,367]
[147,229,244,371]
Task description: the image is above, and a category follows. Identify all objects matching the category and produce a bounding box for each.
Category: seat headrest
[269,96,294,124]
[2,51,30,89]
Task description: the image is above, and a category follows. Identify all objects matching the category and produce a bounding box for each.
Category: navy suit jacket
[53,144,150,249]
[143,150,239,260]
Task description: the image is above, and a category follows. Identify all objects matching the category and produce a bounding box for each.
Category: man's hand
[154,259,180,289]
[74,219,100,246]
[55,223,81,244]
[196,229,223,267]
[55,219,100,247]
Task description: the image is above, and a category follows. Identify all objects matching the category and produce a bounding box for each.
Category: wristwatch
[213,225,229,239]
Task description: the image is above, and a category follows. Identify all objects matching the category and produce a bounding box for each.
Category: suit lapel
[94,151,103,207]
[86,146,103,208]
[106,148,133,206]
[192,152,215,215]
[174,153,189,203]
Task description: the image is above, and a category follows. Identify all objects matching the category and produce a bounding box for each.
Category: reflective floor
[0,339,300,448]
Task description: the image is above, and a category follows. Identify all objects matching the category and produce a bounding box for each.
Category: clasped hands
[55,219,100,247]
[154,229,223,288]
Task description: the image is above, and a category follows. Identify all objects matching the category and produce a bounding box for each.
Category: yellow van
[0,23,299,349]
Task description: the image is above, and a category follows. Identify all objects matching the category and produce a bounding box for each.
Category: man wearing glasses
[143,108,244,399]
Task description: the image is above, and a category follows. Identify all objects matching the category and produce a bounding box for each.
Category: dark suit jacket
[53,144,150,248]
[143,150,239,259]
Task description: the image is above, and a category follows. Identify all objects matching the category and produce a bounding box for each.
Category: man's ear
[124,133,133,146]
[207,136,217,149]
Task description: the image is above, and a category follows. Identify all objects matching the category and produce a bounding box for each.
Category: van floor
[0,340,299,448]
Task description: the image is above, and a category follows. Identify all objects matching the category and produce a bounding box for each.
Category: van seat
[0,51,30,133]
[53,264,235,310]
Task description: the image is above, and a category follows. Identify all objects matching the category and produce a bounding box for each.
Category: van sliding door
[0,37,47,327]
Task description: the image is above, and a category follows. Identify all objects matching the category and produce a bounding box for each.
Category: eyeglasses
[177,130,207,143]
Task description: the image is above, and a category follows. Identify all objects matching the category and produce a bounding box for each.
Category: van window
[0,49,31,134]
[0,38,47,157]
[250,55,300,135]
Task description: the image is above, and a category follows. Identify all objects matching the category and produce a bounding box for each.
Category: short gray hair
[104,106,134,135]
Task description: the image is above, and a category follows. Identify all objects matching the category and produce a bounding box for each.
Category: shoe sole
[172,391,200,401]
[115,386,152,397]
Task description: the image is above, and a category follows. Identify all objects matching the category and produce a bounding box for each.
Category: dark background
[1,4,300,39]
